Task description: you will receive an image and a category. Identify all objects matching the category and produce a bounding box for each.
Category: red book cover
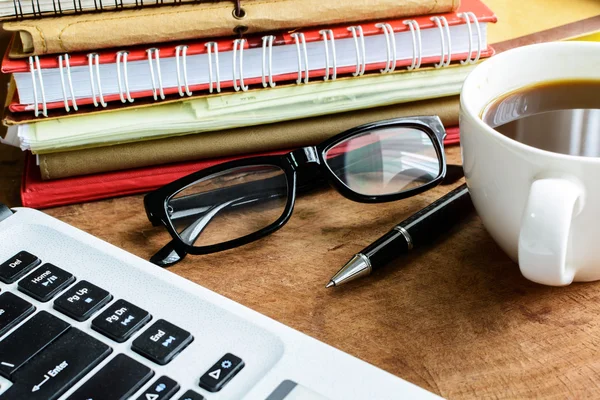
[5,0,496,114]
[21,127,460,209]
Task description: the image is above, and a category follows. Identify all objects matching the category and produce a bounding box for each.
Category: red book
[21,127,460,209]
[4,0,496,115]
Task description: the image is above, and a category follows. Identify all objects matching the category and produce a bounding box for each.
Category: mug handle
[518,178,584,286]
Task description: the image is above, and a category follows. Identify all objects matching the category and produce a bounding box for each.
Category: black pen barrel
[328,184,474,287]
[400,183,473,246]
[363,231,410,268]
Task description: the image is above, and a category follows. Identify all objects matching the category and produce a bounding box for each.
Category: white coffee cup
[460,42,600,286]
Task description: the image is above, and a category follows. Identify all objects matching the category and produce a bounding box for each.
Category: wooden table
[2,2,600,398]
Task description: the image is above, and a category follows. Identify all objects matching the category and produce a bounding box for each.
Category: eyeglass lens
[324,126,441,196]
[166,165,288,247]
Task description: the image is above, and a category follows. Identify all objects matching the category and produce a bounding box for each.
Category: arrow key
[135,375,179,400]
[199,353,244,393]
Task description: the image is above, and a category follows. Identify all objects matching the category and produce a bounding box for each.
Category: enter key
[2,328,112,400]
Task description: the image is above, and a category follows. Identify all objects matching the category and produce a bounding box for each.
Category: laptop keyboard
[0,207,439,399]
[0,250,237,400]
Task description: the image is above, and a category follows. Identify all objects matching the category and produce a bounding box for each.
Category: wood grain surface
[3,2,600,398]
[5,145,600,399]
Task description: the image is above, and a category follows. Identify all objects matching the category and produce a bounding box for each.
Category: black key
[199,353,244,393]
[0,292,35,336]
[1,328,112,400]
[0,251,41,284]
[132,319,193,365]
[53,280,112,322]
[66,354,154,400]
[0,311,69,378]
[18,264,75,302]
[92,299,151,343]
[136,375,180,400]
[178,390,205,400]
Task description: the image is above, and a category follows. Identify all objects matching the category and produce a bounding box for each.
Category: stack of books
[0,0,496,208]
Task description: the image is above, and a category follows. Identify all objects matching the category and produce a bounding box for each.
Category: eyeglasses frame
[144,115,447,256]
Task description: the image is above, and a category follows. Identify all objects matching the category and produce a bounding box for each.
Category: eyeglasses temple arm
[151,190,283,267]
[168,170,326,220]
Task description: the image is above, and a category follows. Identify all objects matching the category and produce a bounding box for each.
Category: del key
[0,251,41,284]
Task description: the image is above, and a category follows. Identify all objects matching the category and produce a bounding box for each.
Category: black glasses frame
[144,116,447,259]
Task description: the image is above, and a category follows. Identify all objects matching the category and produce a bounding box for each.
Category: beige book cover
[38,96,459,179]
[4,0,459,57]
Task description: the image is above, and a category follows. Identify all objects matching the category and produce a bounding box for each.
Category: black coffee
[481,79,600,157]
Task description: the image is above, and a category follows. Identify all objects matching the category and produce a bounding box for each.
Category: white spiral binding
[175,45,192,97]
[458,12,482,64]
[205,42,221,94]
[146,48,165,100]
[347,26,366,77]
[261,35,276,88]
[375,23,396,73]
[28,56,47,117]
[319,29,337,81]
[232,38,249,92]
[430,16,452,68]
[403,20,422,70]
[13,0,23,18]
[291,32,309,84]
[87,53,107,108]
[58,54,77,112]
[116,51,134,103]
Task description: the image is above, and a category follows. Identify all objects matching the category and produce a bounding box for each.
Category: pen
[326,183,473,288]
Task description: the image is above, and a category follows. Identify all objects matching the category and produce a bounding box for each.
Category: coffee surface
[482,79,600,157]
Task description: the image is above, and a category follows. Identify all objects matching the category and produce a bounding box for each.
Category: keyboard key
[0,311,70,378]
[199,353,244,393]
[92,299,151,343]
[178,390,205,400]
[18,264,75,302]
[0,251,41,284]
[1,328,112,400]
[132,319,193,365]
[53,280,112,322]
[66,354,154,400]
[0,292,35,336]
[135,376,180,400]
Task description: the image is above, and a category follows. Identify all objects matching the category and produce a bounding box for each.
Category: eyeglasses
[144,116,447,267]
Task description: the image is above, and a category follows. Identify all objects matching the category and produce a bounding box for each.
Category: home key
[18,264,75,302]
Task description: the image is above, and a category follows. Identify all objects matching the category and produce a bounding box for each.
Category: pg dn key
[91,299,151,343]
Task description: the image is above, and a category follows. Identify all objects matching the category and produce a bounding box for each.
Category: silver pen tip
[326,253,372,288]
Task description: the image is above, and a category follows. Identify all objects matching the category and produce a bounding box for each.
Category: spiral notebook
[2,0,496,116]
